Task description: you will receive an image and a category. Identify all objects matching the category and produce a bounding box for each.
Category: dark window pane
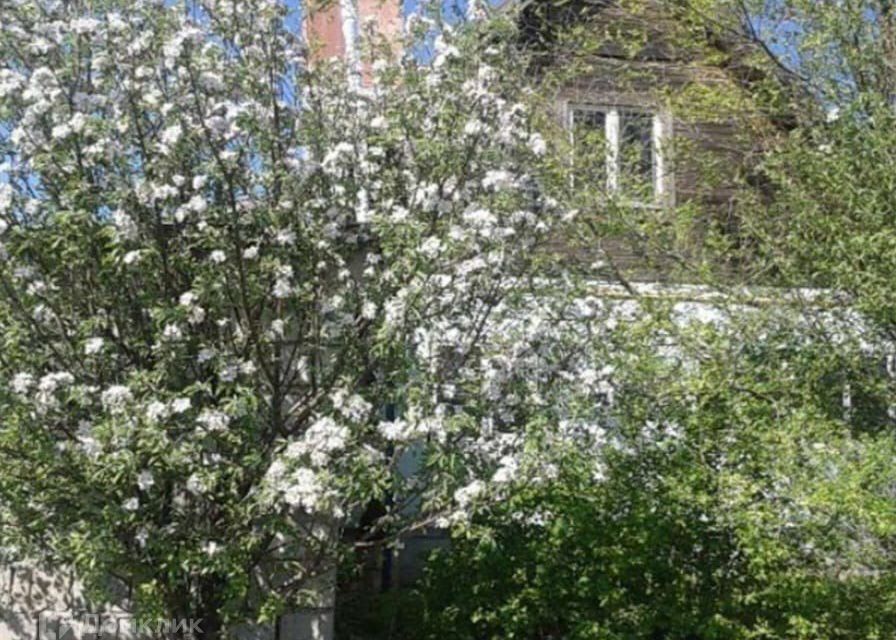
[572,108,606,133]
[619,111,655,200]
[571,108,608,190]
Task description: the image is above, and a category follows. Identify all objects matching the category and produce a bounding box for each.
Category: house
[506,0,786,279]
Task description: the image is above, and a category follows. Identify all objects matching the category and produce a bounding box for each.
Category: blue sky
[291,0,506,22]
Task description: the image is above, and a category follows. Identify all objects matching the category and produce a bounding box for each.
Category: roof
[492,0,799,129]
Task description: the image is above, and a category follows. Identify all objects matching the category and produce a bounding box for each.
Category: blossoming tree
[0,0,576,634]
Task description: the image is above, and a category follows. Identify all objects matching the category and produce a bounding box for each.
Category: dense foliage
[409,315,896,639]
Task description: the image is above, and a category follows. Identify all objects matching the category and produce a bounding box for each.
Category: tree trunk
[189,579,224,640]
[193,608,223,640]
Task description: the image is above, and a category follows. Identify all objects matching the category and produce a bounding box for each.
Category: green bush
[405,325,896,640]
[410,448,896,639]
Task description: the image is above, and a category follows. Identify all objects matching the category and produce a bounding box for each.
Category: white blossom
[491,456,519,484]
[10,372,34,395]
[137,470,155,491]
[272,277,293,299]
[111,210,139,241]
[171,397,191,414]
[76,421,100,458]
[482,170,514,191]
[528,133,547,155]
[160,123,183,148]
[51,124,72,140]
[378,419,410,441]
[187,194,207,214]
[179,292,198,307]
[84,337,104,355]
[419,237,442,258]
[454,480,485,509]
[361,301,377,320]
[0,8,575,604]
[38,372,75,395]
[332,390,371,422]
[162,323,182,341]
[281,468,324,512]
[287,416,350,466]
[239,360,256,375]
[186,473,207,495]
[275,229,296,246]
[102,385,133,413]
[201,541,221,557]
[145,401,168,422]
[0,183,13,217]
[463,119,484,136]
[70,17,100,34]
[197,409,230,432]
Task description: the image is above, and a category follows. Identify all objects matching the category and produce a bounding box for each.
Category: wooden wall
[521,0,769,280]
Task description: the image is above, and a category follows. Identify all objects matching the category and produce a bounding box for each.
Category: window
[568,104,670,205]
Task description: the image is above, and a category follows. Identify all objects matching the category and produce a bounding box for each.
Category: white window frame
[567,103,672,206]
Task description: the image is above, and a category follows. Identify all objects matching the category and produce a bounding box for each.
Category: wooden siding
[521,1,774,280]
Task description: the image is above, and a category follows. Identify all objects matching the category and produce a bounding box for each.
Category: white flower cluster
[377,412,447,444]
[10,371,77,412]
[264,459,341,518]
[196,409,230,433]
[281,417,347,465]
[101,385,133,414]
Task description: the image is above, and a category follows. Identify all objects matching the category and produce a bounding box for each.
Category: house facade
[514,0,774,278]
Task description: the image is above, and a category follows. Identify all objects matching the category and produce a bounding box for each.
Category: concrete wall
[0,562,334,640]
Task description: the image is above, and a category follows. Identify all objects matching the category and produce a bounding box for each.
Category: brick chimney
[303,0,403,84]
